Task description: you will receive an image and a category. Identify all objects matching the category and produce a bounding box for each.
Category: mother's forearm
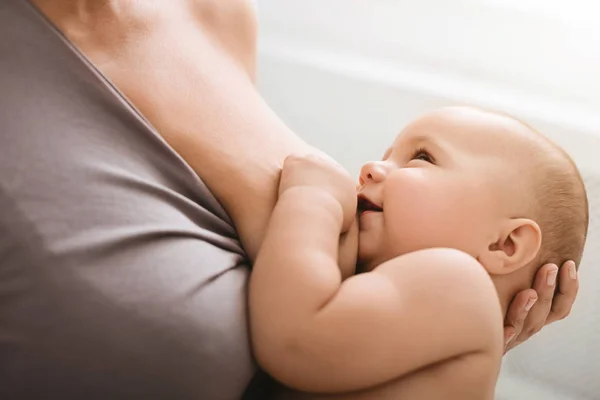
[170,70,315,261]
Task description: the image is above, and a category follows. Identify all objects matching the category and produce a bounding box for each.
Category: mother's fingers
[504,261,580,353]
[548,260,579,324]
[515,263,558,341]
[504,289,537,352]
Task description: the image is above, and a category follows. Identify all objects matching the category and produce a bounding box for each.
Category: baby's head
[357,107,588,312]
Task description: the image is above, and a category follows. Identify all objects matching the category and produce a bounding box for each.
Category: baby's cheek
[385,172,439,245]
[386,170,441,213]
[385,171,472,252]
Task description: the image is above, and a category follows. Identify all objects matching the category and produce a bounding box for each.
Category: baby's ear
[480,219,542,275]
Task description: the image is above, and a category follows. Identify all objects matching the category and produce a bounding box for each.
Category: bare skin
[31,0,579,397]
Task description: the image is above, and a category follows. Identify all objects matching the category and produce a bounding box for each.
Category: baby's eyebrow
[411,135,434,146]
[411,135,445,153]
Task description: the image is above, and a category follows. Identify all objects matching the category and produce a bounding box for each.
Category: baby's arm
[249,156,503,395]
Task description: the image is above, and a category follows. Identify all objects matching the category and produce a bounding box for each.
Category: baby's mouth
[357,195,383,215]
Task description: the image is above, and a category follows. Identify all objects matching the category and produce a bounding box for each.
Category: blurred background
[255,1,599,399]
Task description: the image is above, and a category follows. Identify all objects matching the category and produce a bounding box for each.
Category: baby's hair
[479,107,590,269]
[521,125,589,269]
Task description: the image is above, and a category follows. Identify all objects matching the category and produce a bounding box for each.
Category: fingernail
[547,266,558,286]
[569,262,577,280]
[525,297,537,312]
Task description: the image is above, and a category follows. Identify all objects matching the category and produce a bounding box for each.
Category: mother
[0,0,578,399]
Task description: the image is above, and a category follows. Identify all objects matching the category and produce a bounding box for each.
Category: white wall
[256,1,600,399]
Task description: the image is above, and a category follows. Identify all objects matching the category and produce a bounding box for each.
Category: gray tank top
[0,1,256,398]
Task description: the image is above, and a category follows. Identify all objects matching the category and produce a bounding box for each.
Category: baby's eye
[410,148,435,164]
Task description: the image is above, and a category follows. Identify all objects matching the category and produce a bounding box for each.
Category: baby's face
[357,107,529,271]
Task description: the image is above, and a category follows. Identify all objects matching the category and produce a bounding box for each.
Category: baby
[249,106,589,399]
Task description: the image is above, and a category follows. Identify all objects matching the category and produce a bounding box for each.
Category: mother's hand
[503,260,578,353]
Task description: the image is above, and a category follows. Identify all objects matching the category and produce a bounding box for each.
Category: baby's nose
[359,161,388,185]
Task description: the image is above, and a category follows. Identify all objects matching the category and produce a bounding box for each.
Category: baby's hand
[279,154,357,232]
